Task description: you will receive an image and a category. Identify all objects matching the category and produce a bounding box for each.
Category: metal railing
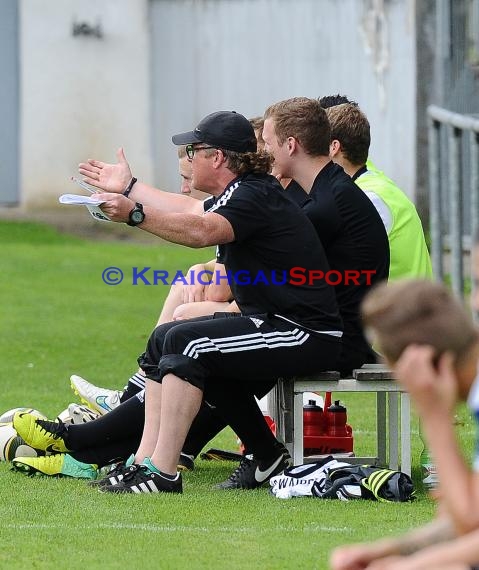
[427,105,479,298]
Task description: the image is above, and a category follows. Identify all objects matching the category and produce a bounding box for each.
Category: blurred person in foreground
[330,274,479,570]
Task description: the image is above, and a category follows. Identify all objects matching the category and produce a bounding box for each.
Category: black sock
[120,372,146,402]
[182,401,227,457]
[71,437,139,468]
[67,396,144,450]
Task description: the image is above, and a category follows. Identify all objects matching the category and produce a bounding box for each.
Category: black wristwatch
[127,202,145,226]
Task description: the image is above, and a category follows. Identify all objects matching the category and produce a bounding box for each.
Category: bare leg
[151,373,202,475]
[134,379,162,462]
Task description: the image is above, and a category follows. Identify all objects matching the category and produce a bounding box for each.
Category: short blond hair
[177,145,187,159]
[362,280,478,365]
[264,97,331,156]
[250,116,265,149]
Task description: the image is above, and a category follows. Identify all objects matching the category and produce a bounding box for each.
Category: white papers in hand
[58,194,111,222]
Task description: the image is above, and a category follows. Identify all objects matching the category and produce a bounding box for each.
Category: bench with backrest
[268,364,411,475]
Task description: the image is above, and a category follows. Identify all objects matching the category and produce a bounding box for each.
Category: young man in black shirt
[14,111,343,494]
[263,96,389,374]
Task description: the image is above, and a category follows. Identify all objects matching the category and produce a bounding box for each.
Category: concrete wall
[150,0,417,197]
[19,0,153,208]
[0,0,19,205]
[18,0,417,207]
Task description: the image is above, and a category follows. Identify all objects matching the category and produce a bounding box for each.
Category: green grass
[0,220,474,569]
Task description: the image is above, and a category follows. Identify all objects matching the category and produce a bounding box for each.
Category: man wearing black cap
[49,110,344,494]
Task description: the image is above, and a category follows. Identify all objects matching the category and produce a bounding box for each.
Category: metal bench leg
[377,392,387,466]
[400,392,411,476]
[266,385,279,438]
[388,392,399,471]
[293,390,304,465]
[280,379,294,456]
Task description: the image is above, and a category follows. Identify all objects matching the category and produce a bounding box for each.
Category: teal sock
[142,457,178,480]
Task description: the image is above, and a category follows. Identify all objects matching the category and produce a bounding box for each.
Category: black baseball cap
[171,111,257,153]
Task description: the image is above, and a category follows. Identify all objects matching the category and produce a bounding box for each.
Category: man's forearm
[97,192,232,247]
[139,209,231,248]
[421,411,479,533]
[401,525,479,569]
[129,181,202,213]
[393,518,456,556]
[358,517,455,561]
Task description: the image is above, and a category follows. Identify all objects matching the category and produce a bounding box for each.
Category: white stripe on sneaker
[109,475,123,485]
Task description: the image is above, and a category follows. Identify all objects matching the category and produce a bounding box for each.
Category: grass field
[0,220,474,569]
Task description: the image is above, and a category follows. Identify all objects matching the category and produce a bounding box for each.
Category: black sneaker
[89,459,136,489]
[200,448,243,462]
[215,450,292,490]
[101,463,183,494]
[272,439,292,461]
[177,453,194,472]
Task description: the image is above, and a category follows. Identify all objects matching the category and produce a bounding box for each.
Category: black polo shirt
[204,172,342,334]
[285,162,389,367]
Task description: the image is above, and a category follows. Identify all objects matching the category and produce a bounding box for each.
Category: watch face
[131,210,144,224]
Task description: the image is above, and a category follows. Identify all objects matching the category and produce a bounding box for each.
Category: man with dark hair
[325,103,432,281]
[14,110,343,494]
[318,93,359,108]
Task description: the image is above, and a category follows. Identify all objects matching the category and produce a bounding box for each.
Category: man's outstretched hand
[79,147,132,193]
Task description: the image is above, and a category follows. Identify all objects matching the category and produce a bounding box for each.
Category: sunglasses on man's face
[185,144,216,160]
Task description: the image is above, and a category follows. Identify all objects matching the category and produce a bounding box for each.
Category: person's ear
[330,139,341,158]
[286,136,298,156]
[213,149,227,169]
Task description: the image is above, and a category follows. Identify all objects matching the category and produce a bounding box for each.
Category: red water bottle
[327,400,348,437]
[303,399,324,436]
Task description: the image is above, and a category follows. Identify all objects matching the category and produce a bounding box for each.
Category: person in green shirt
[324,101,432,281]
